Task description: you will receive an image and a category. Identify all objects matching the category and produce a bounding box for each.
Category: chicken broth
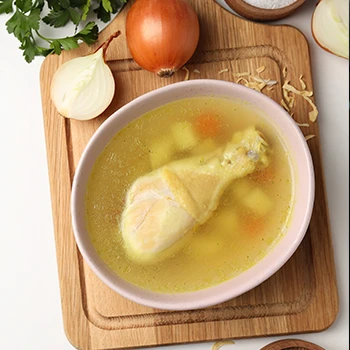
[85,96,294,293]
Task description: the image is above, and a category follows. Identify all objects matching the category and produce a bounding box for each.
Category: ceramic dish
[71,79,315,310]
[225,0,306,22]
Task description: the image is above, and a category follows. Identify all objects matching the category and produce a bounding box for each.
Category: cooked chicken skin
[121,127,269,263]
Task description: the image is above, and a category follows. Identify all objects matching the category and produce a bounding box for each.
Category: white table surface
[0,1,348,349]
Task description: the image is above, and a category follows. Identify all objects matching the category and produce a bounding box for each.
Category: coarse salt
[243,0,297,9]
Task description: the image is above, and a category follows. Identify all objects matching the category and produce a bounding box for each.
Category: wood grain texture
[260,339,325,350]
[39,1,339,349]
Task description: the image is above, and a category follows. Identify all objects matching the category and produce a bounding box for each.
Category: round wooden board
[261,339,325,350]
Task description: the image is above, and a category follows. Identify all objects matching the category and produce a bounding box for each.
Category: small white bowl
[71,80,314,311]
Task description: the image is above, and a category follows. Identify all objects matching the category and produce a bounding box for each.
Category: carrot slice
[242,216,265,237]
[195,113,222,138]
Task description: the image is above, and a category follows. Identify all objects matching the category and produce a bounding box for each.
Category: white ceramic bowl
[71,79,315,311]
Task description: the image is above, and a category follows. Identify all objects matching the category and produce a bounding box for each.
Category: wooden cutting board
[39,1,339,349]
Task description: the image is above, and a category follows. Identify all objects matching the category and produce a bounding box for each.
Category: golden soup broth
[85,96,294,293]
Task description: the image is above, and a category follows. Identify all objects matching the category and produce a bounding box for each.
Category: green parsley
[0,0,127,62]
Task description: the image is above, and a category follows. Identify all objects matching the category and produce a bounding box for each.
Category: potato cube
[171,121,199,151]
[231,130,244,144]
[229,178,254,200]
[210,209,240,237]
[149,137,175,169]
[192,138,218,155]
[242,188,273,216]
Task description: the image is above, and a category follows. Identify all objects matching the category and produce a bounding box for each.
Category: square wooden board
[39,1,339,349]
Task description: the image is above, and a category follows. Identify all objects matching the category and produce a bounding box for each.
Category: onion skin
[126,0,200,77]
[50,31,121,121]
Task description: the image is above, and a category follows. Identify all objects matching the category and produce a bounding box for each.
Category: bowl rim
[71,79,315,310]
[224,0,306,21]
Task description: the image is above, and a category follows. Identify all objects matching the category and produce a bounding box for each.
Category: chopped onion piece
[182,66,190,80]
[296,122,310,127]
[212,340,235,350]
[232,71,250,77]
[281,99,290,111]
[299,75,307,90]
[282,80,318,122]
[218,68,229,75]
[305,134,316,141]
[236,77,249,85]
[256,65,266,74]
[303,96,319,122]
[283,81,313,97]
[283,66,288,78]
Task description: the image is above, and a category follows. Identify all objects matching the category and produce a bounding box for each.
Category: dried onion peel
[50,31,121,121]
[212,340,235,350]
[232,69,276,93]
[282,80,318,122]
[182,66,190,80]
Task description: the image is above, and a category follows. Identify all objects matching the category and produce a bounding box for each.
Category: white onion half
[312,0,349,59]
[51,32,121,121]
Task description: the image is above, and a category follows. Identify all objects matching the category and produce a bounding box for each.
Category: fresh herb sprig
[0,0,127,62]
